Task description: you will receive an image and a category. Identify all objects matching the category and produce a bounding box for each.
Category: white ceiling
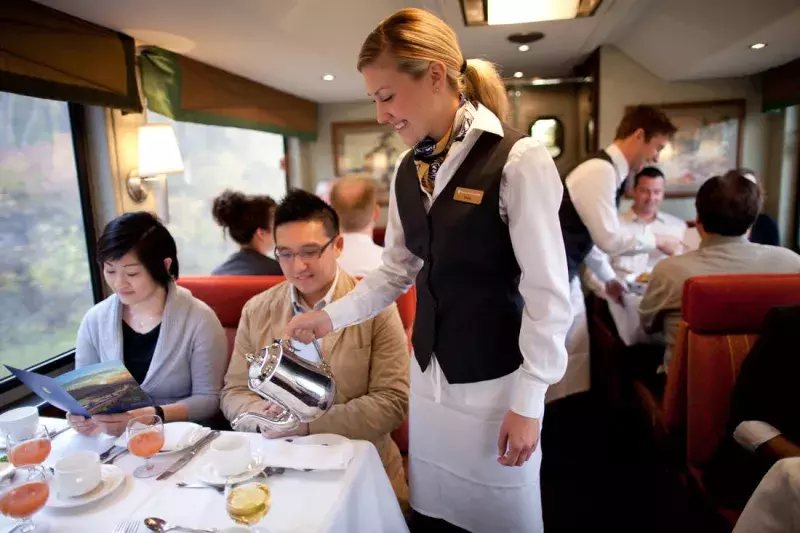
[33,0,800,103]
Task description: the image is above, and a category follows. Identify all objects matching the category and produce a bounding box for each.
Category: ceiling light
[489,0,580,25]
[513,71,524,78]
[322,74,335,81]
[518,44,530,52]
[750,42,767,50]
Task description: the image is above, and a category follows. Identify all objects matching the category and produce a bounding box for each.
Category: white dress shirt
[567,143,657,283]
[734,420,783,452]
[612,209,688,278]
[324,102,571,420]
[337,233,384,277]
[733,458,800,533]
[289,268,340,363]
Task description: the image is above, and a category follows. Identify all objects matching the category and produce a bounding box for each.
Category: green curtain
[140,47,318,140]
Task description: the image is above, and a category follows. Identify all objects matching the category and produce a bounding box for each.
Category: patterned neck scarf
[413,97,473,195]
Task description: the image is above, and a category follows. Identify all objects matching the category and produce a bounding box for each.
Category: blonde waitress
[286,8,571,532]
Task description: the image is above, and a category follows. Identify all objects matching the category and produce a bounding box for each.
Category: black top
[211,249,283,276]
[558,150,625,281]
[122,321,161,385]
[749,213,780,246]
[394,126,525,385]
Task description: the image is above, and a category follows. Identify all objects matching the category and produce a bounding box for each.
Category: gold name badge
[453,187,484,205]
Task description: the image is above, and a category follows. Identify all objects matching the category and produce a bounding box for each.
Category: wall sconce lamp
[126,124,184,203]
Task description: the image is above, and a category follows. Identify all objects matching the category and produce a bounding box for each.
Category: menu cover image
[5,361,153,417]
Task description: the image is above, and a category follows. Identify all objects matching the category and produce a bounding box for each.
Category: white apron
[408,355,543,532]
[547,277,591,403]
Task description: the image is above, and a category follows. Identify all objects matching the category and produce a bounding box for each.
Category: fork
[112,519,139,533]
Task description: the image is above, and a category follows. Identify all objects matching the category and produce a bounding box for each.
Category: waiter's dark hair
[633,166,665,187]
[274,189,340,239]
[615,105,677,142]
[695,171,762,236]
[97,211,179,287]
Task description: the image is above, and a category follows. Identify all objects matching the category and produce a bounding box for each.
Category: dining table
[0,417,409,533]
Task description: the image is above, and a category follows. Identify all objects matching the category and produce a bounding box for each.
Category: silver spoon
[144,516,218,533]
[175,481,224,494]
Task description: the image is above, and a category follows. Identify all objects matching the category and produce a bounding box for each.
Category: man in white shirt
[329,176,385,277]
[552,106,682,401]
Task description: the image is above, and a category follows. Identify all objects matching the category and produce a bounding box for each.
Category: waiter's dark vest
[395,126,525,384]
[558,150,626,280]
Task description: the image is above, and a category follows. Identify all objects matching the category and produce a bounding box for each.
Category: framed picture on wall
[331,120,407,205]
[627,99,745,198]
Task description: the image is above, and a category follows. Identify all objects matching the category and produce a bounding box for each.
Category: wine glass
[0,465,50,533]
[6,426,52,468]
[126,414,164,479]
[225,473,271,532]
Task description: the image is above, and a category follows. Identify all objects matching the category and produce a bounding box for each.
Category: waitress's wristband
[153,404,166,422]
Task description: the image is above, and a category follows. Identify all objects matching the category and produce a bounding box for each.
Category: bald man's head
[329,176,378,232]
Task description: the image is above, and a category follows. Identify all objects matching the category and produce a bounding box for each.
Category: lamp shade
[138,124,184,176]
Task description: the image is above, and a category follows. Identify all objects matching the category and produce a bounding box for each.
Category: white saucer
[195,455,265,486]
[46,465,126,509]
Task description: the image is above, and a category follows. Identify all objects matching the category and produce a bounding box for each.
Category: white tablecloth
[1,418,408,533]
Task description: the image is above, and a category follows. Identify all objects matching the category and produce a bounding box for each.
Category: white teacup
[55,451,102,498]
[0,406,39,441]
[209,434,251,477]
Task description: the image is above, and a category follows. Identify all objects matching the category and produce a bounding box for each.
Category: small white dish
[46,465,125,509]
[194,454,265,486]
[115,422,206,455]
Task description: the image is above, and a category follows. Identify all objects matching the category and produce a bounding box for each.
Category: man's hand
[497,410,540,467]
[284,310,333,345]
[66,414,102,437]
[655,234,682,256]
[605,279,628,305]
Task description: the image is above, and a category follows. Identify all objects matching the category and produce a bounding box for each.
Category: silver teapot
[231,338,336,433]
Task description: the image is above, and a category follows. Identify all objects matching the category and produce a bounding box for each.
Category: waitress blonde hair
[357,8,509,121]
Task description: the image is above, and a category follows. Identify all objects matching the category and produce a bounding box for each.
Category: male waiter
[551,105,680,401]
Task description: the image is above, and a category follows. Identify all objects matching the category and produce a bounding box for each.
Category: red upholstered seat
[373,227,386,246]
[680,273,800,524]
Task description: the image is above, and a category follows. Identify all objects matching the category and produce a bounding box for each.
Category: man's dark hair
[615,105,678,141]
[274,189,340,239]
[97,211,179,287]
[695,170,762,237]
[633,166,665,188]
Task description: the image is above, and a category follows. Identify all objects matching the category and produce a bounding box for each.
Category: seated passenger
[329,176,385,277]
[737,169,781,247]
[211,189,283,276]
[69,212,227,437]
[704,305,800,508]
[220,190,410,505]
[639,170,800,372]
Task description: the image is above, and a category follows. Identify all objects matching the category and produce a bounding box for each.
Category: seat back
[682,273,800,469]
[373,227,386,246]
[177,276,286,360]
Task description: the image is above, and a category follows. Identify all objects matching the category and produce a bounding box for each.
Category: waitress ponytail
[358,8,509,121]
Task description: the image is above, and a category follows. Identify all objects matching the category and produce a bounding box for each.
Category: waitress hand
[497,410,540,467]
[284,310,333,344]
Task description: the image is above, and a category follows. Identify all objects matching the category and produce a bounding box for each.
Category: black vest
[395,126,525,384]
[558,150,626,280]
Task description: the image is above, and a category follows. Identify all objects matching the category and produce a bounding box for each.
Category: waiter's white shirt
[337,233,384,277]
[568,143,657,283]
[324,102,571,420]
[733,458,800,533]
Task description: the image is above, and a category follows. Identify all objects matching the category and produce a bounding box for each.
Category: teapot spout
[231,411,299,433]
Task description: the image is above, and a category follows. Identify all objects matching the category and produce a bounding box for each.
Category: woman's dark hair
[212,190,277,246]
[97,211,179,287]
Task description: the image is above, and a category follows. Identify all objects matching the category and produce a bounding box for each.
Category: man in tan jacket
[220,189,410,506]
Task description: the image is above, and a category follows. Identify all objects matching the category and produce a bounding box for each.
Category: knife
[156,430,220,480]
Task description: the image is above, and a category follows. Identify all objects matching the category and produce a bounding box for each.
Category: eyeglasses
[275,236,337,263]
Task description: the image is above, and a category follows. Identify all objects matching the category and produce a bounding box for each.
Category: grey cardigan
[75,283,227,421]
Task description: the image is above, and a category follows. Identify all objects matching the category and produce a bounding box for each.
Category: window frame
[0,102,104,396]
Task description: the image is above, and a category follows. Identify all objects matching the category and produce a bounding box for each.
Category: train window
[0,92,95,380]
[148,113,288,275]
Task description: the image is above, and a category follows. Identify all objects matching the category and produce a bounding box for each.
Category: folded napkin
[257,439,354,471]
[114,422,209,452]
